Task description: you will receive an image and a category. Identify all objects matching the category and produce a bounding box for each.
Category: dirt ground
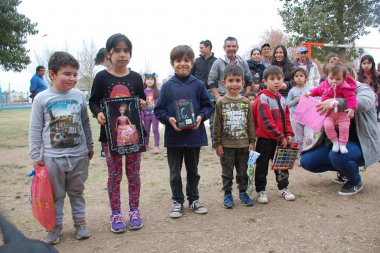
[1,122,380,253]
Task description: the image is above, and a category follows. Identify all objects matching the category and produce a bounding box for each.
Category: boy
[213,65,256,208]
[29,52,94,244]
[154,45,213,218]
[244,91,257,105]
[252,66,295,204]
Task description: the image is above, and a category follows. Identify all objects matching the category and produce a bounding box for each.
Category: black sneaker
[100,152,106,159]
[333,172,347,185]
[339,181,363,196]
[189,200,208,214]
[170,201,183,218]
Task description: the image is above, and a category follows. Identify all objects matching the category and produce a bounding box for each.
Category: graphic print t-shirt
[29,89,93,162]
[144,89,156,115]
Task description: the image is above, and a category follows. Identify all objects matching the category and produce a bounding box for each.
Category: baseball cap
[299,46,308,53]
[261,43,270,49]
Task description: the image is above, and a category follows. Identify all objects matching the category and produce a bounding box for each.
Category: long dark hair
[94,48,106,65]
[358,55,379,92]
[271,45,294,80]
[143,74,159,99]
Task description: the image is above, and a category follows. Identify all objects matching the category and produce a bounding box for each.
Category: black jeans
[167,147,201,204]
[255,138,289,192]
[220,147,249,192]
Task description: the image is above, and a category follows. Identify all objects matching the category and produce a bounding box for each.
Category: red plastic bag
[30,165,55,231]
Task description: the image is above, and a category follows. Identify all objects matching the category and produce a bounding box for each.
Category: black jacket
[190,53,217,90]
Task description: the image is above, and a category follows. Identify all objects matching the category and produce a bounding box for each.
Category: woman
[247,48,266,92]
[300,66,380,196]
[319,53,340,83]
[271,45,295,98]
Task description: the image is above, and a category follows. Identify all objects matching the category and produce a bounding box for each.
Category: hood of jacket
[257,89,283,99]
[247,60,265,71]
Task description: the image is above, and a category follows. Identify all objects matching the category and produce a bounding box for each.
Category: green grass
[0,164,26,169]
[0,110,31,149]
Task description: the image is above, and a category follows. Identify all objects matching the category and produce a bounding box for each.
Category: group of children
[29,32,378,245]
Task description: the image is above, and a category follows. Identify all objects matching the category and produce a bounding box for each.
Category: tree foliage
[0,0,38,72]
[279,0,380,63]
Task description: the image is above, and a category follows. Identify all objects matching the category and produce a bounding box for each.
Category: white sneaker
[256,191,268,204]
[278,188,295,201]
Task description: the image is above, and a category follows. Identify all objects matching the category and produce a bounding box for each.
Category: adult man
[208,37,253,147]
[30,66,48,101]
[293,46,320,87]
[260,43,271,67]
[191,40,217,148]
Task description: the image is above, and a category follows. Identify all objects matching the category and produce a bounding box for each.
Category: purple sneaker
[128,208,143,230]
[110,211,126,233]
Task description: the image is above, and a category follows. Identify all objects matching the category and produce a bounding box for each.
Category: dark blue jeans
[300,141,364,184]
[208,91,216,143]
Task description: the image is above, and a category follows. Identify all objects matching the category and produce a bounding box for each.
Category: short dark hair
[326,53,339,63]
[48,52,79,74]
[200,40,212,51]
[94,48,106,65]
[170,45,195,63]
[263,65,283,80]
[224,37,238,46]
[325,62,347,80]
[223,65,243,81]
[36,66,45,72]
[250,48,261,56]
[291,67,308,80]
[261,43,270,49]
[244,91,257,98]
[106,33,133,57]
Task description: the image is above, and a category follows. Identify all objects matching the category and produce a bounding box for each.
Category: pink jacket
[310,76,357,109]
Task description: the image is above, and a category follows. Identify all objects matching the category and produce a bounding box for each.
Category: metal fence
[0,87,32,110]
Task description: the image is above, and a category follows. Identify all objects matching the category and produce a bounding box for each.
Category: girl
[89,33,146,233]
[357,55,380,119]
[306,62,357,154]
[247,48,265,92]
[92,48,110,159]
[286,68,314,164]
[143,73,160,154]
[271,45,295,99]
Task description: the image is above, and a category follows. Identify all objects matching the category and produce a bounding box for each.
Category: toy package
[174,100,196,129]
[271,143,299,170]
[247,151,260,198]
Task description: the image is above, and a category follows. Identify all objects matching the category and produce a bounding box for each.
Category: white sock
[332,141,339,152]
[340,145,348,154]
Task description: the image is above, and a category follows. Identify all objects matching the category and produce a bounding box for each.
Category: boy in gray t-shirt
[29,52,94,244]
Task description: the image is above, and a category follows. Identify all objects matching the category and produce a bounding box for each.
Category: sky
[1,0,380,93]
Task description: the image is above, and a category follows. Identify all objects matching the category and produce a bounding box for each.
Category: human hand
[316,98,334,116]
[88,151,94,160]
[97,112,106,125]
[140,99,147,111]
[296,96,301,102]
[169,117,182,131]
[192,116,202,130]
[253,84,260,92]
[32,160,44,169]
[215,94,221,101]
[281,83,287,90]
[216,146,224,157]
[281,138,288,148]
[286,136,294,146]
[304,92,311,97]
[346,108,355,118]
[248,144,255,151]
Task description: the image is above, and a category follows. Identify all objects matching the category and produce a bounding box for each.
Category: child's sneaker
[189,199,208,214]
[339,181,363,196]
[45,224,63,244]
[223,194,234,209]
[110,211,126,233]
[278,188,296,201]
[257,191,268,204]
[333,172,347,185]
[153,147,160,154]
[239,192,253,206]
[100,152,106,159]
[170,201,183,218]
[128,208,143,230]
[164,149,167,157]
[74,219,90,239]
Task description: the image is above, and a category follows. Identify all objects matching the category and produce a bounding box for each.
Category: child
[252,65,295,204]
[306,62,357,154]
[244,91,257,105]
[143,73,160,153]
[89,33,146,233]
[154,45,213,218]
[213,65,256,208]
[29,52,94,244]
[287,68,314,162]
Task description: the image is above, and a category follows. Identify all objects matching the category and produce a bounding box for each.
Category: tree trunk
[336,3,346,63]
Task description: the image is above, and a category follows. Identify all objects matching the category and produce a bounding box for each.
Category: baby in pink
[306,63,357,154]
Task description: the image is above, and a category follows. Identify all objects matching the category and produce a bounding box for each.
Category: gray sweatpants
[43,155,89,225]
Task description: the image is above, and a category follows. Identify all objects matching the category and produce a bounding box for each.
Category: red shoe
[153,147,160,154]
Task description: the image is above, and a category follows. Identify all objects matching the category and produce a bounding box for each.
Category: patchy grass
[0,110,31,149]
[0,164,26,169]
